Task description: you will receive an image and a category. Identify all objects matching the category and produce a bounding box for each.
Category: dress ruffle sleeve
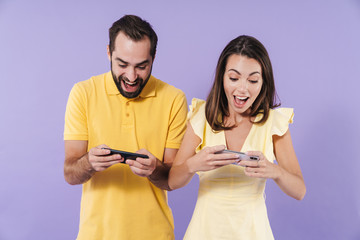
[270,108,294,137]
[188,98,206,148]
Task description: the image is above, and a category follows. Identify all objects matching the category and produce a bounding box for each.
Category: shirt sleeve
[188,98,206,152]
[63,83,88,140]
[165,91,188,149]
[270,108,294,137]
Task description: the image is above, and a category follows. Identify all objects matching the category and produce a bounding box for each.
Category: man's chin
[119,88,141,98]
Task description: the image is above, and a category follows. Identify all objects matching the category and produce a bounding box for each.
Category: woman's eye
[249,80,258,83]
[229,77,238,81]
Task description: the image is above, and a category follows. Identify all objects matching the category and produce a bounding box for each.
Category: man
[64,15,187,240]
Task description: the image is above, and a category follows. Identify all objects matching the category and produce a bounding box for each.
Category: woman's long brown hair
[205,35,280,131]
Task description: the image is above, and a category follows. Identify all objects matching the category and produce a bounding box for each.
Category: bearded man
[64,15,187,240]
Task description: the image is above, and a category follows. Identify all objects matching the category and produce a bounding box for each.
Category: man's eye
[137,66,146,70]
[119,65,127,68]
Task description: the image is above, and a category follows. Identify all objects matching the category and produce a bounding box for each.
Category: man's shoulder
[152,76,185,97]
[76,72,108,87]
[71,72,109,97]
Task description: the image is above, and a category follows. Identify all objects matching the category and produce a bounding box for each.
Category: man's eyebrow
[115,57,128,64]
[228,69,261,76]
[115,58,149,66]
[136,60,149,66]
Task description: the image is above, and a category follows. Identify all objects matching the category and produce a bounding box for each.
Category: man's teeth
[124,81,136,86]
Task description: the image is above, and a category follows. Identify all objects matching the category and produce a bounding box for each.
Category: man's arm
[125,148,177,191]
[64,140,123,185]
[64,140,93,185]
[125,91,188,190]
[148,148,178,191]
[146,91,188,190]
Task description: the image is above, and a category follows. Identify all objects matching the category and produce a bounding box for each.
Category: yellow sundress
[183,98,294,240]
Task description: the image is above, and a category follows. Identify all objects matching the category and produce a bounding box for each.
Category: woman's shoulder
[270,107,294,122]
[189,98,206,110]
[268,107,294,136]
[188,98,206,120]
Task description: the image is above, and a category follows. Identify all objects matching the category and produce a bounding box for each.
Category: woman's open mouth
[233,96,249,108]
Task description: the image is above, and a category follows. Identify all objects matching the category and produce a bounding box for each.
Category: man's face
[108,32,153,98]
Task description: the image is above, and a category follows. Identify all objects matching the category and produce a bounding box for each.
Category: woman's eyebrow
[249,71,261,76]
[228,69,241,75]
[228,69,261,76]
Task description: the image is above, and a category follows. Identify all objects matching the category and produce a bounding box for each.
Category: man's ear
[107,45,111,61]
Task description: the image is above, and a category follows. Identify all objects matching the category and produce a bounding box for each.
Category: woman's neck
[224,109,252,127]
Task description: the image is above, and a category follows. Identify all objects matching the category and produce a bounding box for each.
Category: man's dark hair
[109,15,158,59]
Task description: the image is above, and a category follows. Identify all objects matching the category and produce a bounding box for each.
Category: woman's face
[223,54,263,116]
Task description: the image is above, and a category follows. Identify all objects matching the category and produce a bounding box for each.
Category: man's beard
[111,67,152,99]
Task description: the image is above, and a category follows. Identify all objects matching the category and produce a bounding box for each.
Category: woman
[168,35,306,240]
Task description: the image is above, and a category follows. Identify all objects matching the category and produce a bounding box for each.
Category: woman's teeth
[234,96,249,107]
[235,96,248,101]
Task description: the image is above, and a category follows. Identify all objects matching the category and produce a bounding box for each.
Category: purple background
[1,0,359,239]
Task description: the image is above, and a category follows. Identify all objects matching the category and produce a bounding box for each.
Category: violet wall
[0,0,359,239]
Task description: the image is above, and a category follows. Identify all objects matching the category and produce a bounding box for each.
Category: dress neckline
[222,112,263,152]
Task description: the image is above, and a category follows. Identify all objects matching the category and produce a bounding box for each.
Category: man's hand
[125,148,175,190]
[88,144,124,172]
[126,149,156,177]
[64,141,124,185]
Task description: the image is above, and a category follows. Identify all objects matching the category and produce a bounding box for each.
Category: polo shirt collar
[139,75,156,98]
[105,71,156,99]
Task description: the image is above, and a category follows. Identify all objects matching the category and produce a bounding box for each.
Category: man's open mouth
[122,80,140,92]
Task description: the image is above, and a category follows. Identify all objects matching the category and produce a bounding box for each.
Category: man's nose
[124,68,137,82]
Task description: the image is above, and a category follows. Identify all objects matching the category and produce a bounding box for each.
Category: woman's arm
[241,130,306,200]
[168,123,200,190]
[168,123,239,190]
[272,129,306,200]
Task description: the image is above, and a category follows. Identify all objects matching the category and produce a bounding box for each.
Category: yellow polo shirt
[64,72,187,240]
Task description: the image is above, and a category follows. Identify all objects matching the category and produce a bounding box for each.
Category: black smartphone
[102,148,149,161]
[215,149,259,161]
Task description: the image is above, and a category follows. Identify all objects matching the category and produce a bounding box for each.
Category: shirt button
[126,113,129,117]
[126,102,129,106]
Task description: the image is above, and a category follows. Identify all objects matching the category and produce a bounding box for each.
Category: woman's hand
[238,151,281,179]
[187,145,240,173]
